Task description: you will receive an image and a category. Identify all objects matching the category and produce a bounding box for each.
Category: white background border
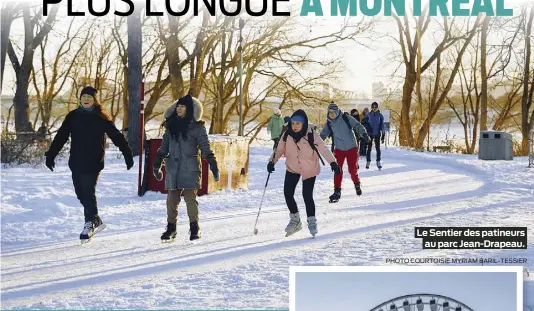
[289,266,524,311]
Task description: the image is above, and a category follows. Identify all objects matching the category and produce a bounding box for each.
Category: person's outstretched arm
[314,131,336,164]
[319,121,331,141]
[45,113,72,163]
[104,119,134,169]
[348,115,369,142]
[104,119,133,158]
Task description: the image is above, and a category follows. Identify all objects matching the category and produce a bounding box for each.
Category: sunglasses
[328,109,337,114]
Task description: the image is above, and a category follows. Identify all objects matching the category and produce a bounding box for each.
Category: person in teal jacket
[267,108,285,149]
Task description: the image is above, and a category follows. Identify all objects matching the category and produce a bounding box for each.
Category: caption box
[414,227,527,249]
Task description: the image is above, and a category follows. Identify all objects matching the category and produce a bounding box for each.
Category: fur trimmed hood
[164,96,204,122]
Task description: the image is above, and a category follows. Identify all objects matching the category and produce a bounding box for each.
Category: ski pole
[254,132,283,235]
[253,172,271,235]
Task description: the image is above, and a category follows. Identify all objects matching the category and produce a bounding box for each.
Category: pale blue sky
[295,272,517,311]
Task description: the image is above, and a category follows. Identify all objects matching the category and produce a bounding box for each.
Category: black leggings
[283,171,316,217]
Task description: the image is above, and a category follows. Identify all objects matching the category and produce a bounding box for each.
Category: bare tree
[520,4,534,155]
[1,2,20,90]
[30,17,94,132]
[7,3,58,138]
[392,9,482,147]
[203,16,374,135]
[127,4,143,155]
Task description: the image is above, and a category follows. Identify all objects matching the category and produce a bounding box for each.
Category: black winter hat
[80,86,97,99]
[351,109,358,115]
[177,95,194,119]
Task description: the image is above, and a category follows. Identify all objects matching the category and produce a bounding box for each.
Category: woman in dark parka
[45,86,134,242]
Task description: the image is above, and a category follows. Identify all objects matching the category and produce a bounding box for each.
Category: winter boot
[80,221,94,240]
[92,215,106,235]
[377,161,382,170]
[307,216,318,237]
[329,187,341,203]
[366,161,371,169]
[189,221,201,241]
[161,222,177,241]
[355,182,362,196]
[285,212,302,237]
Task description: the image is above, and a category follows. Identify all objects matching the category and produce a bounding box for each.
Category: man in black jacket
[45,86,134,242]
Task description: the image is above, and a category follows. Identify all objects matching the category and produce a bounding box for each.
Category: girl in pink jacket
[267,109,341,237]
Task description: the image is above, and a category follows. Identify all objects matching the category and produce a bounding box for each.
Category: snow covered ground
[1,142,533,310]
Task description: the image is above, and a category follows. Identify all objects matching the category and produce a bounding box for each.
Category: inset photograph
[291,266,523,311]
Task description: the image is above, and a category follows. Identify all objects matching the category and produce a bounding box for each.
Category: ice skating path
[1,147,533,309]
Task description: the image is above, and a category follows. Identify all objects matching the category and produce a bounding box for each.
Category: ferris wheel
[369,293,475,311]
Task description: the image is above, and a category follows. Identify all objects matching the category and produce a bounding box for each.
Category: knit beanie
[328,102,339,111]
[80,86,97,99]
[291,115,306,124]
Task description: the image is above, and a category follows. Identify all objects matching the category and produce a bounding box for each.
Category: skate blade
[329,199,339,203]
[285,226,302,237]
[161,238,176,244]
[94,223,107,235]
[80,238,92,245]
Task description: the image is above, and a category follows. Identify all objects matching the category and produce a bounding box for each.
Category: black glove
[330,162,341,175]
[381,133,385,144]
[267,161,275,173]
[45,152,55,172]
[125,155,134,170]
[209,160,220,182]
[153,167,163,181]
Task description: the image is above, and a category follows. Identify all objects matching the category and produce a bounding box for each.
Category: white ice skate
[307,216,318,238]
[285,213,302,237]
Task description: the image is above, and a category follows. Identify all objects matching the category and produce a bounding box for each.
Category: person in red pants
[320,102,369,202]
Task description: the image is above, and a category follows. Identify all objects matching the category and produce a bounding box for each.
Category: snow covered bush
[1,132,56,167]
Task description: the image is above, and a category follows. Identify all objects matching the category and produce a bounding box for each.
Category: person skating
[44,86,134,243]
[267,109,340,237]
[267,108,285,150]
[350,108,362,147]
[320,102,369,201]
[360,108,372,157]
[154,95,219,242]
[365,102,385,170]
[350,109,360,122]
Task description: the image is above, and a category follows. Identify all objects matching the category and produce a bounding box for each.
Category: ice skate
[366,161,371,169]
[377,161,382,170]
[329,187,341,203]
[92,215,106,235]
[355,182,362,196]
[307,216,318,237]
[161,222,177,243]
[80,221,94,244]
[285,213,302,237]
[189,221,201,241]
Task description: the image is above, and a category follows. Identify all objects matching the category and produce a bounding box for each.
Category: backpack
[280,125,326,166]
[327,113,358,149]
